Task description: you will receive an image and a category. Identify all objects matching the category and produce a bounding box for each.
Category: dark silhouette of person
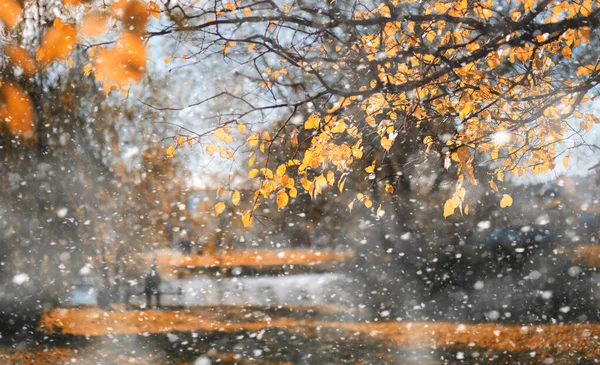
[144,262,161,309]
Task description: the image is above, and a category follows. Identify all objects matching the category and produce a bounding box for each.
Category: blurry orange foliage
[0,0,21,29]
[116,0,150,34]
[94,33,146,88]
[36,18,76,68]
[5,44,37,75]
[0,83,36,140]
[80,12,108,37]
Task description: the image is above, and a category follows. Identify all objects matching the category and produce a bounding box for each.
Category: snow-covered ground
[133,273,357,307]
[66,273,358,308]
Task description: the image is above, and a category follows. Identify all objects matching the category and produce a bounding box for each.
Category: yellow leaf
[289,187,297,198]
[365,161,376,174]
[364,197,373,208]
[241,211,253,227]
[464,204,470,215]
[166,144,176,158]
[380,5,391,17]
[376,205,383,220]
[489,179,498,192]
[338,178,346,193]
[330,119,346,133]
[237,123,246,133]
[206,143,215,156]
[577,65,593,76]
[276,164,286,177]
[232,190,241,206]
[247,133,259,147]
[248,169,259,178]
[443,199,455,218]
[276,189,289,209]
[83,63,93,76]
[164,55,172,64]
[214,202,226,216]
[561,46,572,59]
[500,194,513,208]
[248,43,255,51]
[380,136,393,151]
[248,154,256,167]
[304,114,320,130]
[348,200,355,212]
[243,7,251,16]
[563,154,570,168]
[326,171,335,186]
[385,184,394,194]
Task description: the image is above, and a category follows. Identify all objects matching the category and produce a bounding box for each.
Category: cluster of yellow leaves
[443,185,466,218]
[166,135,194,158]
[263,0,600,220]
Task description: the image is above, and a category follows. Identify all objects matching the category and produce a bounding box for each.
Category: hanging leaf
[563,154,570,168]
[304,114,319,130]
[214,202,226,216]
[232,190,241,206]
[443,199,455,218]
[241,210,253,227]
[36,18,77,68]
[166,144,175,158]
[276,189,288,209]
[500,194,513,208]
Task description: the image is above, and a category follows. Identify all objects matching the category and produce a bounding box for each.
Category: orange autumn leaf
[276,189,288,209]
[232,190,241,206]
[0,0,21,29]
[148,1,160,18]
[0,83,36,140]
[214,202,226,216]
[80,12,108,38]
[5,44,37,76]
[93,33,146,87]
[121,1,149,34]
[36,19,77,68]
[241,210,253,227]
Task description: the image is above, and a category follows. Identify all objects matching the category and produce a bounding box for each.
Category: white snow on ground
[128,273,355,307]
